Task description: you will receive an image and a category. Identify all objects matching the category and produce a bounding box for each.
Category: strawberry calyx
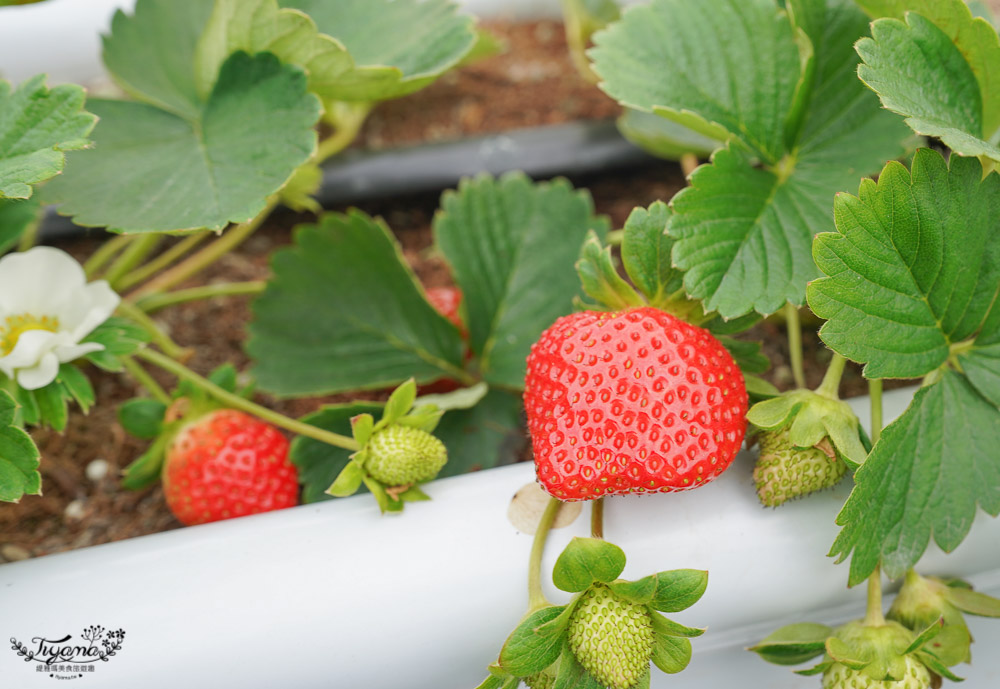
[327,378,448,514]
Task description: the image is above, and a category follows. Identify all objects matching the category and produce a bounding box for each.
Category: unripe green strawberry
[753,427,846,506]
[364,424,447,486]
[568,583,654,689]
[822,655,930,689]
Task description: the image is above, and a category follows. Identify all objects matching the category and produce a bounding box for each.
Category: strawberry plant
[2,0,1000,686]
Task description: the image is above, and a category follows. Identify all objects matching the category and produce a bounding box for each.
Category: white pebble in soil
[64,499,87,522]
[85,458,109,482]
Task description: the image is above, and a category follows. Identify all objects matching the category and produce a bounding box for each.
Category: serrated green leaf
[82,317,150,372]
[648,569,708,613]
[650,633,692,674]
[948,586,1000,617]
[616,108,720,161]
[327,459,365,497]
[619,201,682,306]
[591,0,801,163]
[280,0,476,101]
[809,150,1000,379]
[43,51,320,234]
[749,622,833,666]
[0,198,40,254]
[958,304,1000,405]
[552,537,626,592]
[0,389,41,502]
[118,398,166,439]
[56,365,94,414]
[0,75,95,199]
[290,402,382,503]
[717,337,770,375]
[856,1,1000,160]
[247,210,466,395]
[831,370,1000,585]
[499,605,569,676]
[576,231,643,310]
[121,433,169,490]
[435,173,608,389]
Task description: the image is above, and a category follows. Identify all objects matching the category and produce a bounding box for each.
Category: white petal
[0,329,60,368]
[16,352,60,390]
[54,341,104,363]
[0,247,87,316]
[66,281,120,340]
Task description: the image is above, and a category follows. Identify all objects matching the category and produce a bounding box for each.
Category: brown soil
[0,19,905,563]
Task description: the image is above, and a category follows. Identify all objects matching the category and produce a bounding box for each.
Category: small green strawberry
[822,654,930,689]
[753,426,847,506]
[568,583,655,689]
[327,379,448,513]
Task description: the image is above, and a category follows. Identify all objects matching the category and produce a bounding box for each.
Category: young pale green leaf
[831,370,1000,585]
[649,611,704,638]
[0,390,41,502]
[749,622,832,666]
[327,459,365,497]
[499,605,569,676]
[648,569,708,613]
[121,434,169,490]
[247,210,466,395]
[619,201,682,306]
[576,231,643,310]
[0,198,39,254]
[616,108,721,162]
[0,76,95,199]
[118,398,167,439]
[434,173,608,389]
[552,537,627,592]
[591,0,801,163]
[650,633,692,674]
[81,317,150,372]
[856,0,1000,161]
[290,402,383,503]
[947,586,1000,617]
[809,150,1000,379]
[43,52,320,233]
[280,0,476,101]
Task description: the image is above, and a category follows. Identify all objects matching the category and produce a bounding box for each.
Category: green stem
[680,153,699,178]
[17,212,42,252]
[315,104,370,162]
[105,234,163,289]
[136,281,266,314]
[591,497,604,540]
[528,497,563,611]
[869,378,883,445]
[121,357,171,405]
[606,229,624,247]
[865,566,885,626]
[129,197,278,299]
[785,302,806,389]
[116,232,211,292]
[815,352,847,399]
[136,348,359,452]
[115,301,191,361]
[84,234,135,278]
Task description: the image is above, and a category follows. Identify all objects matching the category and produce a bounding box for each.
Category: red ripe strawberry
[426,286,466,338]
[162,409,299,526]
[524,307,747,501]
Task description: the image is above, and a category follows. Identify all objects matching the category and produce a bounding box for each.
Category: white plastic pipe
[2,386,1000,688]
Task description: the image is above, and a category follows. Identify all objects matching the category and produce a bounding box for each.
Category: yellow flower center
[0,313,60,356]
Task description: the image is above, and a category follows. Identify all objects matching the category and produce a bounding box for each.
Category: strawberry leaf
[498,605,569,676]
[280,0,476,102]
[118,398,166,439]
[808,150,1000,379]
[619,201,682,307]
[0,75,95,200]
[749,622,833,666]
[830,370,1000,585]
[855,0,1000,161]
[552,537,627,592]
[434,173,609,389]
[248,211,466,395]
[0,390,41,502]
[0,198,40,255]
[576,231,644,310]
[43,51,320,234]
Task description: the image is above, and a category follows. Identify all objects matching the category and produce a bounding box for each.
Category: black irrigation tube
[39,118,662,242]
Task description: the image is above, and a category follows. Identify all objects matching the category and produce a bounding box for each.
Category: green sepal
[362,475,400,514]
[472,674,508,689]
[794,660,833,676]
[647,569,708,613]
[57,365,95,414]
[118,398,167,439]
[607,575,658,605]
[824,637,871,670]
[748,622,832,666]
[394,405,443,433]
[398,484,431,502]
[620,201,681,307]
[744,375,780,401]
[717,336,770,375]
[498,605,570,676]
[553,639,605,689]
[380,378,417,427]
[328,459,365,497]
[121,434,169,490]
[81,317,151,371]
[414,382,488,412]
[915,650,964,682]
[903,618,944,654]
[575,230,644,310]
[350,414,374,448]
[208,363,239,392]
[650,610,704,638]
[552,537,627,592]
[946,586,1000,617]
[650,633,692,674]
[14,385,38,426]
[31,377,68,431]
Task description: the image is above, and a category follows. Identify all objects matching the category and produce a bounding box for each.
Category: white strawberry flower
[0,246,120,390]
